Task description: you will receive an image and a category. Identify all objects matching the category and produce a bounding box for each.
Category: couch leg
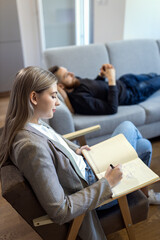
[77,136,87,146]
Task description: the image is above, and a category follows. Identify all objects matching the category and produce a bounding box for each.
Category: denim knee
[136,138,152,166]
[112,121,140,139]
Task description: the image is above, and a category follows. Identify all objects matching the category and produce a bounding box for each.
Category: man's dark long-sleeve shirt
[67,73,160,115]
[67,76,127,115]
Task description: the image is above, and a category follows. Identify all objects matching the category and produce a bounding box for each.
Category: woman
[0,66,152,240]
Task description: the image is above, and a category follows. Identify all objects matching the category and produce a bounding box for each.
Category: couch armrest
[49,100,75,135]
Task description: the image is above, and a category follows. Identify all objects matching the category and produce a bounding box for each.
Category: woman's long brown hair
[0,66,57,167]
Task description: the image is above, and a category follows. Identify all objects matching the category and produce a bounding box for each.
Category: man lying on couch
[49,64,160,115]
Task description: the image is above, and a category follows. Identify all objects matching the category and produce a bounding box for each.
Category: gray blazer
[11,123,112,240]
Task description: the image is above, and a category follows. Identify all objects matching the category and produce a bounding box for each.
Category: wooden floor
[0,96,160,240]
[0,95,9,128]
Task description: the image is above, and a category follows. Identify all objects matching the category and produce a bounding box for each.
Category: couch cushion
[139,90,160,124]
[106,39,160,79]
[44,44,109,79]
[138,122,160,139]
[73,105,145,140]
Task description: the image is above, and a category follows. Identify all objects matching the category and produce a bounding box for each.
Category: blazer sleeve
[13,140,112,225]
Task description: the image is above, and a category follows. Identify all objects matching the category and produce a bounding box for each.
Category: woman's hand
[76,145,91,155]
[104,164,123,188]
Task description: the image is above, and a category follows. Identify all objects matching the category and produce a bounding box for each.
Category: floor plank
[0,96,9,128]
[0,185,41,240]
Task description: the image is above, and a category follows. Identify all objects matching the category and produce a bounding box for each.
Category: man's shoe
[148,189,160,205]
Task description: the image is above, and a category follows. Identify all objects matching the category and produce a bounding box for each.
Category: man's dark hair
[48,66,60,75]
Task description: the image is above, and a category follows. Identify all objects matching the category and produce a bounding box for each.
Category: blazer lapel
[24,124,86,180]
[48,139,86,180]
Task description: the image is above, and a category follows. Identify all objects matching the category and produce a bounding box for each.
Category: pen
[110,164,115,169]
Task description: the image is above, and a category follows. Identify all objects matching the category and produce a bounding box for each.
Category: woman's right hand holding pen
[104,164,123,188]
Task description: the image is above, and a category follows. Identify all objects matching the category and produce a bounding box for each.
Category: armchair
[0,125,149,240]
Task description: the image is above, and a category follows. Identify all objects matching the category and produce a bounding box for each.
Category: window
[38,0,92,49]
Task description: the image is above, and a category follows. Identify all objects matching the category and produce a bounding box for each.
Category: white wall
[16,0,43,67]
[93,0,160,43]
[0,0,23,92]
[93,0,126,43]
[124,0,160,39]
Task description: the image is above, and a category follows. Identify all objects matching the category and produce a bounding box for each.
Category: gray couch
[44,39,160,145]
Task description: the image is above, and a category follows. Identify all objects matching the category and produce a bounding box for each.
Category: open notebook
[82,134,159,198]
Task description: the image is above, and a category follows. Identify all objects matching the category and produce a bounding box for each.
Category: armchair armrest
[63,125,101,145]
[33,213,85,240]
[33,214,53,227]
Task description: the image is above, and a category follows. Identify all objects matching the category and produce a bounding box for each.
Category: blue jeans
[85,121,152,210]
[119,73,160,104]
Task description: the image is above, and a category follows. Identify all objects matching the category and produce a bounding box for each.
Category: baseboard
[0,91,10,98]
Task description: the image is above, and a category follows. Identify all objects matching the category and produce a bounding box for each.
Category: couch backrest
[44,39,160,80]
[106,39,160,79]
[44,44,110,79]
